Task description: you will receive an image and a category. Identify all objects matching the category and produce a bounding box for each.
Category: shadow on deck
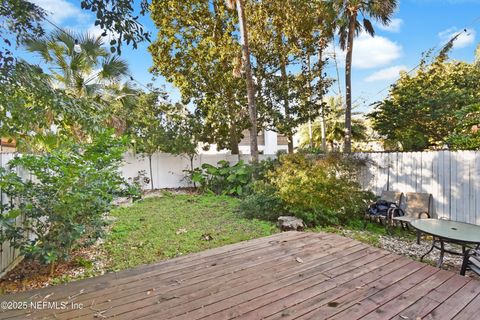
[1,232,479,319]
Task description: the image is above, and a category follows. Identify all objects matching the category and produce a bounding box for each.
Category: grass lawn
[104,193,278,271]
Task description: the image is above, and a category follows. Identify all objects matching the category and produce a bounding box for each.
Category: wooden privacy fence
[358,151,480,225]
[0,153,26,278]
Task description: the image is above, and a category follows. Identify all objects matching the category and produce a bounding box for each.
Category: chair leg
[437,240,445,268]
[460,250,471,276]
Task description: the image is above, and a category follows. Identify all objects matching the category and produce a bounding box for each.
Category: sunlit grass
[104,193,277,271]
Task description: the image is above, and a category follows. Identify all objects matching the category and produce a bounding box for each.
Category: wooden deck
[1,232,480,319]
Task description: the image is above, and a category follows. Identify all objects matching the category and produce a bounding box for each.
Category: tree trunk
[278,35,293,154]
[287,138,294,153]
[320,109,327,152]
[306,53,313,149]
[344,13,357,153]
[227,105,240,155]
[235,0,258,162]
[317,40,327,152]
[229,126,240,155]
[49,260,56,276]
[148,154,154,190]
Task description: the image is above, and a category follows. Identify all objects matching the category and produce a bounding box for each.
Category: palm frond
[23,38,53,63]
[363,18,375,37]
[99,56,129,83]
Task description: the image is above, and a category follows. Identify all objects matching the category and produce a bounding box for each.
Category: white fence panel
[361,151,480,224]
[0,153,24,278]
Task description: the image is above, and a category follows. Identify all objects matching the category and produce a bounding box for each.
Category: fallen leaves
[201,233,214,241]
[175,228,187,235]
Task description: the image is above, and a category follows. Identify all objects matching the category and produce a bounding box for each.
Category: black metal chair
[364,191,403,227]
[460,247,480,276]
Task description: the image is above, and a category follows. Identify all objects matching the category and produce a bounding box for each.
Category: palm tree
[334,0,397,153]
[24,30,129,98]
[24,30,133,136]
[226,0,259,162]
[299,96,367,151]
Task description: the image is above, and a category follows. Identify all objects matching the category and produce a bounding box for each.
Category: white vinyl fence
[358,151,480,225]
[120,152,276,189]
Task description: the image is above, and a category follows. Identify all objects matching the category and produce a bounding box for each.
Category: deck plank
[424,279,480,320]
[72,236,359,319]
[269,259,422,320]
[0,232,479,320]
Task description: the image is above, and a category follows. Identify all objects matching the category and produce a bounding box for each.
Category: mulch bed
[0,244,107,295]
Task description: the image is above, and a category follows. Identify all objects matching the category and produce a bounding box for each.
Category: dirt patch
[0,243,108,295]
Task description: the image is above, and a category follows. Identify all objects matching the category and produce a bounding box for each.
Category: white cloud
[31,0,88,24]
[365,65,408,82]
[438,27,476,49]
[327,32,402,69]
[377,18,403,33]
[353,33,402,68]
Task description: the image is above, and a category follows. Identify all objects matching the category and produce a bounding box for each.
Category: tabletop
[410,219,480,244]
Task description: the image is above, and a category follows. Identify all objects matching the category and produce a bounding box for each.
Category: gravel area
[340,229,479,280]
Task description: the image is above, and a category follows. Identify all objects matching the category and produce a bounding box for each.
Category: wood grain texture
[1,232,479,320]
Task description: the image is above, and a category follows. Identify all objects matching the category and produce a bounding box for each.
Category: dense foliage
[369,48,480,151]
[446,104,480,150]
[0,133,133,271]
[0,62,106,151]
[267,154,374,226]
[190,160,253,196]
[240,181,287,221]
[191,154,372,226]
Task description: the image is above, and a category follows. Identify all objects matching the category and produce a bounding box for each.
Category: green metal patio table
[410,218,480,269]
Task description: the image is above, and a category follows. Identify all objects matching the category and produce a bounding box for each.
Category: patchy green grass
[309,218,416,247]
[104,193,277,271]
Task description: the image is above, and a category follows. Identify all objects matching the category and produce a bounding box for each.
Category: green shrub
[269,153,374,226]
[0,132,132,271]
[189,160,253,196]
[239,181,286,221]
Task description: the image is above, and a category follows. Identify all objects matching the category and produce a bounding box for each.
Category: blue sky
[22,0,480,114]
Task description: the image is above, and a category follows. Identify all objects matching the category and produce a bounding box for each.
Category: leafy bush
[270,153,374,226]
[239,181,286,221]
[239,153,374,227]
[189,160,253,196]
[446,104,480,150]
[0,132,132,271]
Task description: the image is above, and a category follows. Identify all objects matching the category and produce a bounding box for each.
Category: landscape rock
[277,216,305,231]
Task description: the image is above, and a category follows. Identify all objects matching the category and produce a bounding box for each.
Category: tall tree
[226,0,259,161]
[248,0,332,153]
[149,0,249,154]
[126,88,174,189]
[335,0,397,152]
